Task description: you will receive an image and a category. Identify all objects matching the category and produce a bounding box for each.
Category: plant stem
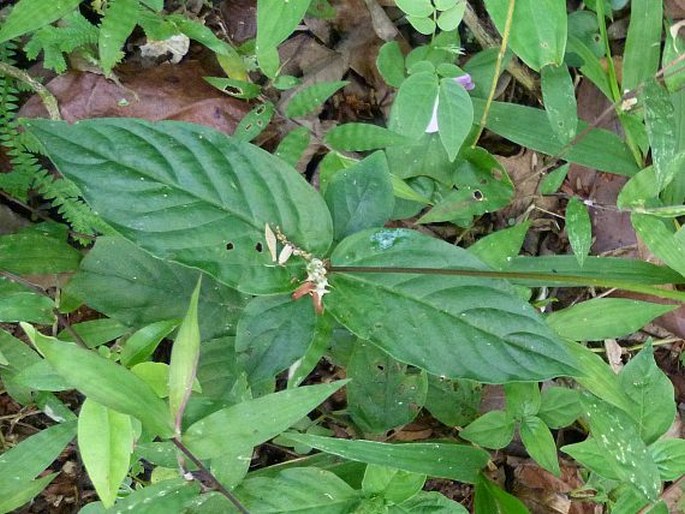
[327,265,685,302]
[472,0,516,146]
[170,437,250,514]
[0,62,61,121]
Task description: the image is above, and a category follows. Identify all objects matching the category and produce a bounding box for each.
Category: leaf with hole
[328,228,579,382]
[27,118,333,295]
[234,102,275,142]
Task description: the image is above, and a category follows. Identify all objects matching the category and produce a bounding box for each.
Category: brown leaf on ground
[19,61,251,135]
[510,458,600,514]
[218,0,257,44]
[666,0,685,19]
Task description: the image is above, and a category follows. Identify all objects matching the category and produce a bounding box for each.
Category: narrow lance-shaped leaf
[325,123,411,151]
[565,197,592,267]
[621,0,662,91]
[256,0,312,77]
[641,79,677,190]
[284,81,348,118]
[23,323,173,438]
[286,433,490,484]
[275,126,310,167]
[168,277,202,432]
[0,0,82,43]
[78,399,134,508]
[26,118,333,295]
[437,77,474,161]
[541,63,578,144]
[98,0,139,76]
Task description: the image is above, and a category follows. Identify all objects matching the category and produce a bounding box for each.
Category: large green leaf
[234,468,360,513]
[183,381,346,458]
[235,294,317,384]
[77,399,134,508]
[347,341,427,434]
[471,99,638,176]
[327,228,579,383]
[484,0,566,71]
[324,151,395,240]
[26,118,333,295]
[621,0,662,91]
[0,279,54,324]
[24,324,173,438]
[0,421,76,513]
[286,434,490,484]
[0,0,81,43]
[66,237,248,341]
[0,222,81,275]
[619,345,675,445]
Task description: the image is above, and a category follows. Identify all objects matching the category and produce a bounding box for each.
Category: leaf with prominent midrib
[26,118,333,295]
[327,228,579,383]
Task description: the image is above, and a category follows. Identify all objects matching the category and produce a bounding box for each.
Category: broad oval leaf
[285,433,490,484]
[26,118,333,295]
[77,399,134,508]
[23,324,173,438]
[519,416,560,476]
[327,228,579,383]
[484,0,567,71]
[389,72,439,139]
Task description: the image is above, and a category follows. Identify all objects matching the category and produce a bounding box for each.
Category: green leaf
[328,228,579,382]
[256,0,312,77]
[26,118,333,295]
[57,319,128,349]
[376,41,406,88]
[183,381,346,458]
[621,0,662,91]
[561,438,620,481]
[406,15,436,35]
[234,468,360,513]
[394,491,469,513]
[468,222,529,270]
[0,0,81,43]
[619,344,675,444]
[66,237,246,341]
[424,376,481,427]
[99,0,139,75]
[168,278,201,430]
[0,421,76,509]
[0,222,81,275]
[362,465,426,505]
[235,294,317,384]
[325,124,411,151]
[80,479,200,514]
[285,434,490,484]
[463,48,512,100]
[566,34,612,99]
[541,64,578,144]
[389,72,439,139]
[203,77,261,100]
[437,77,474,161]
[288,313,333,388]
[631,213,685,278]
[565,196,592,267]
[77,399,134,508]
[324,151,395,240]
[119,320,179,368]
[537,386,582,429]
[520,416,560,476]
[641,79,677,190]
[0,278,54,324]
[547,298,676,341]
[565,394,661,501]
[505,382,541,419]
[347,341,427,434]
[24,324,173,438]
[396,0,434,17]
[0,475,57,514]
[663,26,685,93]
[284,81,349,118]
[0,329,42,404]
[436,2,465,32]
[650,439,685,481]
[460,411,515,449]
[131,362,174,398]
[471,98,639,176]
[483,0,566,71]
[539,163,570,195]
[474,473,529,514]
[234,102,275,142]
[275,127,310,167]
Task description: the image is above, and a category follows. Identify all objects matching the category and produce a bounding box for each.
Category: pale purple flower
[425,73,475,134]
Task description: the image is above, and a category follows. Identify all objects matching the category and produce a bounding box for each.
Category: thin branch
[171,437,250,514]
[0,269,88,348]
[0,62,61,121]
[471,0,516,146]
